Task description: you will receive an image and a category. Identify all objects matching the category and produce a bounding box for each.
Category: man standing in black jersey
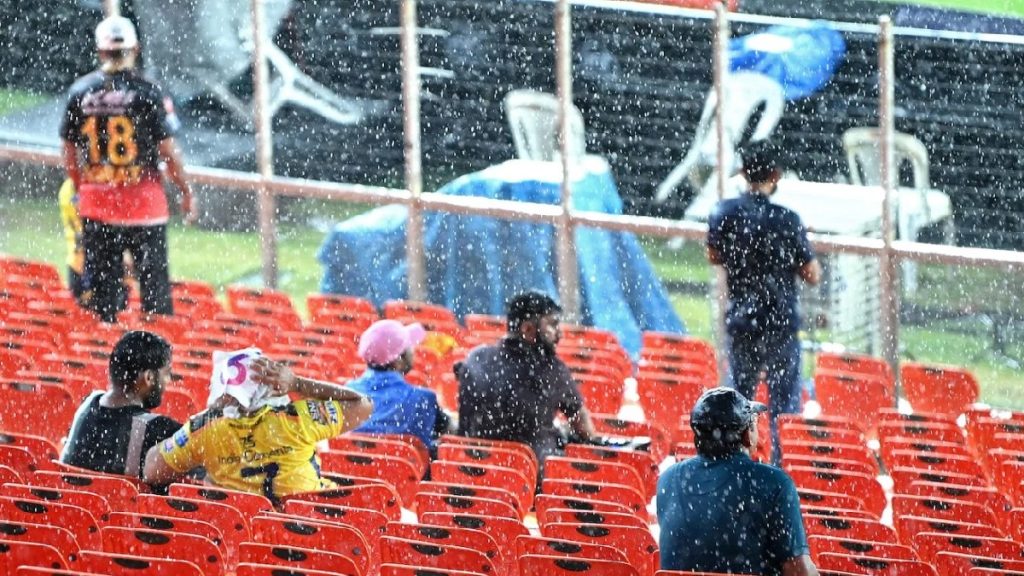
[60,15,195,322]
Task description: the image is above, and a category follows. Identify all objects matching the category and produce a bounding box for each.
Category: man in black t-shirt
[456,291,598,466]
[61,330,181,479]
[706,142,821,463]
[60,15,195,322]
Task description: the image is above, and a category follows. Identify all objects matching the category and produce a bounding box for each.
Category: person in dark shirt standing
[61,330,181,479]
[658,387,818,576]
[706,141,821,463]
[456,291,597,466]
[60,15,195,323]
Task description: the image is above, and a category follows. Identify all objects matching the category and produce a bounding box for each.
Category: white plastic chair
[655,71,785,203]
[843,127,953,293]
[503,89,587,165]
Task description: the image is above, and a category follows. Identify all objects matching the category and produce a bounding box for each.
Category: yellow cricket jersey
[159,399,345,501]
[58,178,84,273]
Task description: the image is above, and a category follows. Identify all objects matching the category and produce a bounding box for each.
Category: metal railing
[4,0,1024,385]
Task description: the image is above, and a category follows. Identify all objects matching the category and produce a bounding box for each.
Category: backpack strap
[124,413,160,479]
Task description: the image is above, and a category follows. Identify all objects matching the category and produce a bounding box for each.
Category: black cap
[740,140,783,183]
[691,387,768,438]
[506,290,562,329]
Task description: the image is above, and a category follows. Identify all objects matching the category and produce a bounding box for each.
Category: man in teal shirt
[657,387,818,576]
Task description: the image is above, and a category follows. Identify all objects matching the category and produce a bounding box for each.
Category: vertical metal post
[252,0,278,288]
[878,16,901,394]
[103,0,120,16]
[555,0,581,323]
[711,3,730,384]
[402,0,427,302]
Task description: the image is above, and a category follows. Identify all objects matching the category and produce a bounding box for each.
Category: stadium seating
[519,554,639,576]
[237,542,360,575]
[901,363,980,417]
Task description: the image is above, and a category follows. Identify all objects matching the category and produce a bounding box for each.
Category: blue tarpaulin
[318,158,686,356]
[730,21,846,101]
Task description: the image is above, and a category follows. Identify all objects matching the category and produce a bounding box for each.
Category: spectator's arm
[798,259,822,286]
[158,138,195,223]
[782,555,819,576]
[142,444,184,486]
[62,140,80,190]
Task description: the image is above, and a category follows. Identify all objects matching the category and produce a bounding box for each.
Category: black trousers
[81,218,173,322]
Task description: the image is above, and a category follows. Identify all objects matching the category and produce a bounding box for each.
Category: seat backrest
[380,536,495,575]
[282,500,388,553]
[817,553,937,576]
[319,450,421,509]
[31,470,139,512]
[0,520,78,564]
[430,460,535,512]
[137,494,249,566]
[534,494,634,526]
[0,538,67,572]
[417,482,522,520]
[893,514,1002,547]
[541,523,658,576]
[167,483,274,519]
[282,483,402,521]
[250,513,370,576]
[808,535,918,561]
[106,511,226,556]
[384,521,504,573]
[0,496,99,550]
[842,127,930,189]
[803,514,899,544]
[503,89,586,164]
[237,542,359,576]
[78,550,203,576]
[519,554,639,576]
[415,492,519,520]
[100,526,223,576]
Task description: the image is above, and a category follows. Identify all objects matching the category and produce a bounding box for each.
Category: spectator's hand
[181,191,198,226]
[250,357,295,395]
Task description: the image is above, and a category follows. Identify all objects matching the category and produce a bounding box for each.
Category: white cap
[95,16,138,51]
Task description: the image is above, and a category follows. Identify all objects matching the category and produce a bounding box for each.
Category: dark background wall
[3,0,1023,248]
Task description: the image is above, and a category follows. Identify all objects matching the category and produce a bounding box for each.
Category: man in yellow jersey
[142,348,373,502]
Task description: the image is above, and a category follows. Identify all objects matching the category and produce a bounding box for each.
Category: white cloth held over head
[208,347,289,418]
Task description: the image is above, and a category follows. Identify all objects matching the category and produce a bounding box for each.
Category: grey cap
[691,387,767,437]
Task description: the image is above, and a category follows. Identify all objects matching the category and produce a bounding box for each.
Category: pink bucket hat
[358,319,427,365]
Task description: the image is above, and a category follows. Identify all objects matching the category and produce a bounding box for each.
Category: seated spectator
[657,387,817,576]
[346,320,455,459]
[61,330,181,479]
[142,348,373,503]
[456,291,597,466]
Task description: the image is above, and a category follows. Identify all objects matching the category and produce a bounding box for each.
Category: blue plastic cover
[317,158,686,356]
[730,21,846,101]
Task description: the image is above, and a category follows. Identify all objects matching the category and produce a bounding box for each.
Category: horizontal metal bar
[4,143,1023,268]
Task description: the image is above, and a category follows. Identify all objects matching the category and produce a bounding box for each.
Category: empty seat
[817,553,937,576]
[100,526,223,576]
[541,522,659,576]
[78,550,204,576]
[380,536,495,575]
[900,363,979,417]
[519,554,639,576]
[282,483,402,521]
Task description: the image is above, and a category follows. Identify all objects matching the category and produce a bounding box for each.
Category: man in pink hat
[346,319,455,461]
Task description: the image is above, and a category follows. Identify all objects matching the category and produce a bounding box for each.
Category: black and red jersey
[60,69,180,224]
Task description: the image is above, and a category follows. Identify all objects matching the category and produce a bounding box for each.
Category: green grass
[876,0,1024,17]
[0,89,46,116]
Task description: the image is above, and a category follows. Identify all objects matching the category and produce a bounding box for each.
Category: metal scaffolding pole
[878,16,901,392]
[402,0,427,302]
[712,3,730,384]
[555,0,581,322]
[252,0,279,288]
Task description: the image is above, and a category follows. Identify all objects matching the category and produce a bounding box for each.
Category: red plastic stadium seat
[320,450,420,508]
[282,501,388,554]
[888,467,988,495]
[544,457,645,501]
[383,300,457,324]
[237,542,359,576]
[384,522,506,576]
[564,445,658,502]
[786,467,886,518]
[283,483,402,521]
[0,539,67,572]
[887,451,985,480]
[817,553,937,576]
[0,521,78,565]
[519,554,639,576]
[541,479,647,519]
[0,496,100,550]
[0,381,77,444]
[330,435,427,479]
[417,482,522,520]
[168,483,274,520]
[534,495,634,526]
[589,415,670,463]
[101,526,223,576]
[541,523,658,576]
[0,446,49,479]
[415,492,519,520]
[809,535,918,562]
[435,443,536,483]
[137,494,249,567]
[431,460,535,513]
[901,363,979,417]
[540,508,647,530]
[917,532,1024,565]
[380,536,495,575]
[891,496,999,531]
[78,550,203,576]
[517,535,628,564]
[380,565,485,576]
[935,553,1024,576]
[250,513,370,576]
[894,515,1003,547]
[816,352,894,388]
[877,421,965,446]
[0,484,111,524]
[636,374,706,437]
[419,512,529,558]
[803,514,899,544]
[106,511,226,557]
[783,454,877,477]
[778,425,865,447]
[814,372,894,430]
[796,488,869,515]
